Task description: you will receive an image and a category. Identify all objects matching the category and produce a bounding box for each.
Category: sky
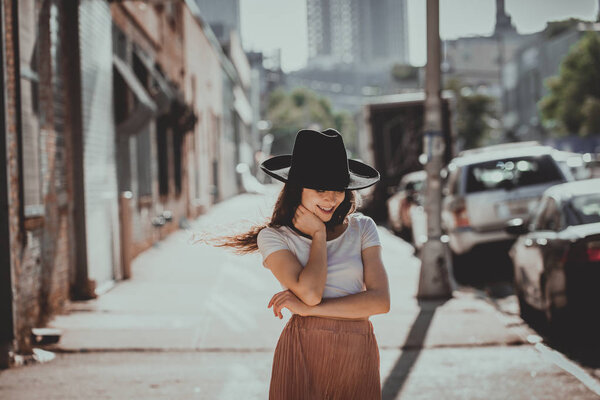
[239,0,599,72]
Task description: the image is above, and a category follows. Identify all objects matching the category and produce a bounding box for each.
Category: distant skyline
[240,0,599,72]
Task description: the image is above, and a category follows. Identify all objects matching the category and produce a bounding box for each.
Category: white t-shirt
[256,212,381,299]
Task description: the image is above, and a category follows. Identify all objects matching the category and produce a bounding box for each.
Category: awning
[127,49,196,133]
[149,67,176,115]
[133,47,176,115]
[113,55,157,135]
[171,96,198,134]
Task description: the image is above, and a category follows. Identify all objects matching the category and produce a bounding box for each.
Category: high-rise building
[194,0,240,42]
[494,0,517,36]
[306,0,409,69]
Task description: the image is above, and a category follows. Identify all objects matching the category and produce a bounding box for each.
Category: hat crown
[288,129,350,190]
[259,128,380,191]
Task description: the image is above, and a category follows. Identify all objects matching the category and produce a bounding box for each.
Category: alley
[1,187,598,399]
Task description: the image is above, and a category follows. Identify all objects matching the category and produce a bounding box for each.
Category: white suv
[442,144,573,257]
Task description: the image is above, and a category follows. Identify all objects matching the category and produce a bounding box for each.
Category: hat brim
[260,155,380,190]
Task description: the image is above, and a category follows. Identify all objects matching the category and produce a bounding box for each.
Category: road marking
[490,296,600,397]
[532,340,600,397]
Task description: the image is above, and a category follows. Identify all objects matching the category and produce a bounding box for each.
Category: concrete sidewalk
[42,188,523,354]
[0,186,597,399]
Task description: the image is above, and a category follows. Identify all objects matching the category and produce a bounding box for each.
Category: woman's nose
[323,191,337,202]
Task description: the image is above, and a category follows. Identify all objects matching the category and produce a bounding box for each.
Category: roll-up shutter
[79,1,121,289]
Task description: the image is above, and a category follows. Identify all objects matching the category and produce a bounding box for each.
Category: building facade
[501,22,600,142]
[1,0,90,365]
[306,0,408,69]
[193,0,239,43]
[442,0,533,93]
[0,0,256,368]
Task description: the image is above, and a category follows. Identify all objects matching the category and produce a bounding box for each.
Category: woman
[218,128,390,399]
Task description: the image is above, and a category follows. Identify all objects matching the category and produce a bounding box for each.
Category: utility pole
[418,0,452,299]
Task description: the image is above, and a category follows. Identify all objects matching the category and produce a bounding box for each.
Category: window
[530,197,548,232]
[156,116,169,196]
[465,155,564,194]
[173,130,182,196]
[136,126,153,197]
[567,194,600,226]
[536,198,561,232]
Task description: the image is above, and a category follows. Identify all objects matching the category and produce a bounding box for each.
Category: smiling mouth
[317,205,334,213]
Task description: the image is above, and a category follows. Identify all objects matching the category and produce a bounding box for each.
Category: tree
[539,32,600,136]
[391,64,419,82]
[445,78,497,150]
[266,87,357,155]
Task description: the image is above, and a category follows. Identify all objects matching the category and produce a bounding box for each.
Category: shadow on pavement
[382,299,447,400]
[452,242,514,290]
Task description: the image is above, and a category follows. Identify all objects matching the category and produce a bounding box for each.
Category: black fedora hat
[260,128,380,190]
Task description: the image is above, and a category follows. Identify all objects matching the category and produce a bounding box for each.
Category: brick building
[0,0,255,368]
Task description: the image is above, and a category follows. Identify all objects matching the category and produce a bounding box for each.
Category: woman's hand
[268,290,311,319]
[292,204,325,237]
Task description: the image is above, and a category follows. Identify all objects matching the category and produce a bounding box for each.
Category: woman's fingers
[268,291,285,308]
[273,301,283,318]
[269,290,302,319]
[271,292,291,319]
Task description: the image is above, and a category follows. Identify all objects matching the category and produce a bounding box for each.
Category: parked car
[553,150,593,181]
[441,143,573,259]
[387,170,426,245]
[507,179,600,329]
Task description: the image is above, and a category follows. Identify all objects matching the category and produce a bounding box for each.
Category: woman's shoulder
[348,212,375,226]
[347,213,378,236]
[257,225,294,243]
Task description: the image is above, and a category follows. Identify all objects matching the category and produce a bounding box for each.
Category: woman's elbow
[379,293,391,314]
[303,291,322,306]
[293,287,322,306]
[382,298,391,313]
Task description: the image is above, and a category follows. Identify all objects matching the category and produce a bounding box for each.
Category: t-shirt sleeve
[360,216,382,250]
[257,227,290,267]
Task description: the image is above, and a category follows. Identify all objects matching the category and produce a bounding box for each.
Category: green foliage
[266,87,357,154]
[268,88,286,110]
[291,90,307,107]
[445,78,497,149]
[539,32,600,136]
[391,64,419,81]
[581,96,600,135]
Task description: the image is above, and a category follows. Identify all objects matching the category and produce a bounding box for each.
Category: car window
[530,197,548,231]
[566,194,600,226]
[538,198,561,231]
[464,155,564,194]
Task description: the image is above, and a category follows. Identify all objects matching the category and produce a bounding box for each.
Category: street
[0,186,599,399]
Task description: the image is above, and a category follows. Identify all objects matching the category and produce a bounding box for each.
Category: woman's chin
[318,214,334,222]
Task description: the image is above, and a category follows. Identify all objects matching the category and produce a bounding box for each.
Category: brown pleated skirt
[269,314,381,400]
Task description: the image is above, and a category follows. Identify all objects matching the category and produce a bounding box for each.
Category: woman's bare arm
[268,245,390,318]
[264,231,327,306]
[263,205,329,306]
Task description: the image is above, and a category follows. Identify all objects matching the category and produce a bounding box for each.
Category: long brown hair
[209,183,359,254]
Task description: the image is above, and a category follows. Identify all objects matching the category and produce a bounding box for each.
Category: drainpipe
[0,0,15,368]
